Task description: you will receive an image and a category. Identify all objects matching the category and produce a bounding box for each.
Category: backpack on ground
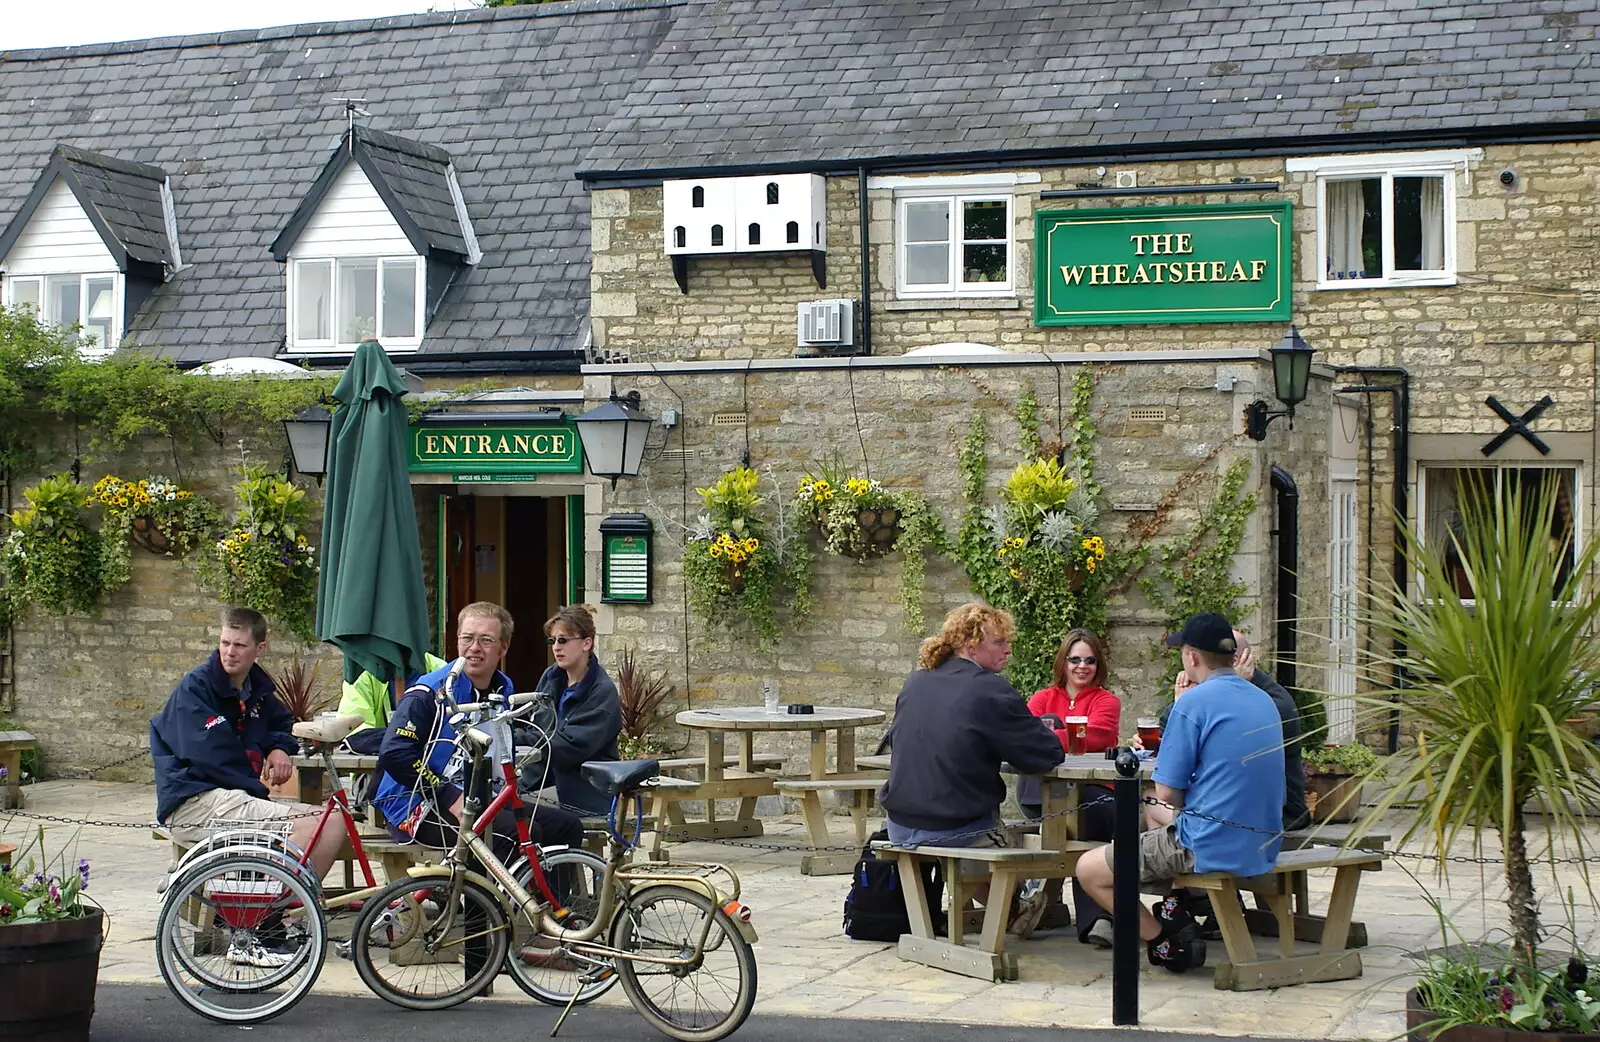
[842,829,947,941]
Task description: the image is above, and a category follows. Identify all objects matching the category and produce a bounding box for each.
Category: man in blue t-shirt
[1077,612,1285,972]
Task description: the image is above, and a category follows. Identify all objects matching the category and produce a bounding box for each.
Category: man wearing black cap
[1076,612,1286,971]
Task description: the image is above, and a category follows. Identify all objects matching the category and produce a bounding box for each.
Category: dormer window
[0,145,181,356]
[271,125,478,355]
[290,256,421,348]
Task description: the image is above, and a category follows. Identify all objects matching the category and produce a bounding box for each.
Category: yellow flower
[709,544,723,558]
[1085,557,1097,573]
[1008,567,1022,580]
[743,538,758,552]
[996,546,1007,558]
[845,478,871,497]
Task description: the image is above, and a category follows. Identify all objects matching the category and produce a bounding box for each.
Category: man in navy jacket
[150,608,343,878]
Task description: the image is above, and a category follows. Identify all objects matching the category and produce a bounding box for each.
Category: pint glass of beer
[1064,716,1090,755]
[1136,717,1162,754]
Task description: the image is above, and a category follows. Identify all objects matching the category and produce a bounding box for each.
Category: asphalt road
[90,983,1256,1042]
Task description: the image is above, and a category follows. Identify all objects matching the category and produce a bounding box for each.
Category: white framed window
[1418,463,1579,601]
[287,256,423,352]
[895,193,1013,298]
[1288,149,1479,290]
[4,272,120,353]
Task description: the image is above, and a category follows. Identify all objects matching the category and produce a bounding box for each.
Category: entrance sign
[408,422,583,479]
[1035,202,1292,326]
[600,513,653,604]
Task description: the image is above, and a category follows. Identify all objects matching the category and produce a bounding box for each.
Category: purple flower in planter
[0,764,7,782]
[77,859,90,889]
[0,903,11,919]
[1500,987,1516,1012]
[31,870,44,887]
[48,880,60,906]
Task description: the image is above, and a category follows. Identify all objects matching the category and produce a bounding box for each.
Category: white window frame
[893,189,1015,299]
[4,271,122,356]
[285,255,424,354]
[1415,461,1581,604]
[1288,149,1480,292]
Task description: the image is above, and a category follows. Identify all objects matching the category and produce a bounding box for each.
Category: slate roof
[580,0,1600,178]
[0,0,677,364]
[0,144,175,272]
[270,126,472,263]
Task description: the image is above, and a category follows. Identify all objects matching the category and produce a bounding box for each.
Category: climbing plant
[955,371,1129,693]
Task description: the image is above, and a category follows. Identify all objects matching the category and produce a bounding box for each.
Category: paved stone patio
[7,780,1599,1038]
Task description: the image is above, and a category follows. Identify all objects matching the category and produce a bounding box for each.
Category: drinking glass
[1136,716,1162,754]
[1064,716,1090,755]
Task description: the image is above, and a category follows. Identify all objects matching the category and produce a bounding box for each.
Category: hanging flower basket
[854,507,902,556]
[128,515,182,556]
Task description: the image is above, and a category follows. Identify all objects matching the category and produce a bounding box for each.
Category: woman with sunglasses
[1016,627,1121,947]
[519,604,623,815]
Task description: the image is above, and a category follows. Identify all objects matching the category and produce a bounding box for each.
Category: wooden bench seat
[655,755,784,778]
[876,841,1099,981]
[774,775,887,875]
[1173,846,1386,991]
[855,753,891,771]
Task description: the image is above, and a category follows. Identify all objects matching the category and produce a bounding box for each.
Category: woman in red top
[1017,628,1122,947]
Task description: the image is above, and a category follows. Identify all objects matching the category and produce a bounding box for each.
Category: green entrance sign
[408,422,582,478]
[1034,202,1292,326]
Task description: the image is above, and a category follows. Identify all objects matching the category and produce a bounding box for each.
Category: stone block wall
[583,353,1331,766]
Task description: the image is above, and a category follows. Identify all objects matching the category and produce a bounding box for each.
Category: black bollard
[1112,747,1141,1025]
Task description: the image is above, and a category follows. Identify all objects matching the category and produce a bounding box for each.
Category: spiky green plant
[1350,476,1600,957]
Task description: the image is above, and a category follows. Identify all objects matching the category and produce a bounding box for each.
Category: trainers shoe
[1152,892,1195,929]
[1147,921,1207,973]
[1008,890,1049,939]
[226,939,294,969]
[1085,918,1115,949]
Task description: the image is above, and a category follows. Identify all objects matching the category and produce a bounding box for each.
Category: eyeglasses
[1066,656,1098,665]
[457,633,501,648]
[546,636,584,647]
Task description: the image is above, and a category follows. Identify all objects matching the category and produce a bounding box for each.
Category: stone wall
[584,353,1332,766]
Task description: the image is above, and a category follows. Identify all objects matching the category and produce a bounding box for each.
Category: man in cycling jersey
[372,601,585,859]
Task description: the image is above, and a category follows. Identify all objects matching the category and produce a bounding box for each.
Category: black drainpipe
[857,164,873,357]
[1269,465,1299,694]
[1331,366,1412,754]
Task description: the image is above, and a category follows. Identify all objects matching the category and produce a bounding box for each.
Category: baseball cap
[1164,612,1237,655]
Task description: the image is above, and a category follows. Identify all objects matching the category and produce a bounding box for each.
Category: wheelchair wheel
[503,846,621,1006]
[156,853,326,1024]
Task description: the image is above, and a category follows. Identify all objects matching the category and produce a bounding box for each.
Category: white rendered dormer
[272,126,478,356]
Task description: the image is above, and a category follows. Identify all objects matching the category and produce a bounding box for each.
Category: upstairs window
[289,256,422,351]
[6,272,120,353]
[895,194,1012,297]
[1289,150,1475,290]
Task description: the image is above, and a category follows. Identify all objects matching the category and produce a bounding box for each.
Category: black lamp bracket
[1244,399,1295,441]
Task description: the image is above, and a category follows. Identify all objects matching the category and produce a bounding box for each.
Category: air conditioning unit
[1114,170,1139,189]
[797,299,854,348]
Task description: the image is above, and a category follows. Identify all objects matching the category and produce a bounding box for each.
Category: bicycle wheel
[349,874,510,1010]
[504,847,621,1006]
[156,854,326,1024]
[610,884,757,1042]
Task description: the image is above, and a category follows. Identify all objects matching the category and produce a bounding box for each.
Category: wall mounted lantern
[574,391,655,486]
[283,404,333,481]
[1245,326,1315,441]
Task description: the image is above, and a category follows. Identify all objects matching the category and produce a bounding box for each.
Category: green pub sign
[1034,202,1292,326]
[600,513,653,604]
[407,422,582,480]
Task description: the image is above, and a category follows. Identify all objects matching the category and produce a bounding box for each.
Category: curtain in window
[1419,177,1445,270]
[1326,181,1366,278]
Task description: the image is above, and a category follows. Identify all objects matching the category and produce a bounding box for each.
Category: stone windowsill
[882,297,1022,311]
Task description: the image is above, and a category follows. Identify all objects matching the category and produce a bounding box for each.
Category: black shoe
[1147,920,1207,973]
[1151,893,1196,930]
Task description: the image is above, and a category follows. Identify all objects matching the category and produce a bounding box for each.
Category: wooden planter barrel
[1406,986,1596,1041]
[1306,771,1363,824]
[0,908,103,1042]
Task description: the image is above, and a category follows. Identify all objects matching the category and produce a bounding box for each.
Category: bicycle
[155,687,608,1024]
[347,692,759,1042]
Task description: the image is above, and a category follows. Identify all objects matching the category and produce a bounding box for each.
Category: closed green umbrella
[316,338,431,685]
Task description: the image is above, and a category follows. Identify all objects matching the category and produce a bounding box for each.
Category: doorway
[1326,478,1358,744]
[438,491,583,690]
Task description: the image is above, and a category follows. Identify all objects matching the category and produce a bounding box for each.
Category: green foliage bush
[203,466,319,643]
[2,475,115,617]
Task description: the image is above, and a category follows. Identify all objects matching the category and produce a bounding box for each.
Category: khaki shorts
[165,788,317,845]
[1100,825,1195,888]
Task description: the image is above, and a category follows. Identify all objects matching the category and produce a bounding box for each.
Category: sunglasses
[1066,655,1098,665]
[546,635,585,647]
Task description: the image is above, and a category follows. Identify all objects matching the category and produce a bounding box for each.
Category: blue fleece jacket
[150,651,297,823]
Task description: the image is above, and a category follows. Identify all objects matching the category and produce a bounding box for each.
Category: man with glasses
[371,601,585,859]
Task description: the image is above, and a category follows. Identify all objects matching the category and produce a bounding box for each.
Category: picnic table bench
[1174,845,1385,991]
[875,841,1099,981]
[0,730,36,810]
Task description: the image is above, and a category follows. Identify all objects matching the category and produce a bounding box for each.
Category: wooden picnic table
[670,706,886,873]
[291,751,380,819]
[0,730,36,810]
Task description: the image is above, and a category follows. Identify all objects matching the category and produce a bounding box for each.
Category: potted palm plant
[1345,479,1600,1039]
[614,647,674,760]
[268,654,329,800]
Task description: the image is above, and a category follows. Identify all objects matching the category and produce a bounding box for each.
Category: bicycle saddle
[580,759,661,796]
[292,713,365,743]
